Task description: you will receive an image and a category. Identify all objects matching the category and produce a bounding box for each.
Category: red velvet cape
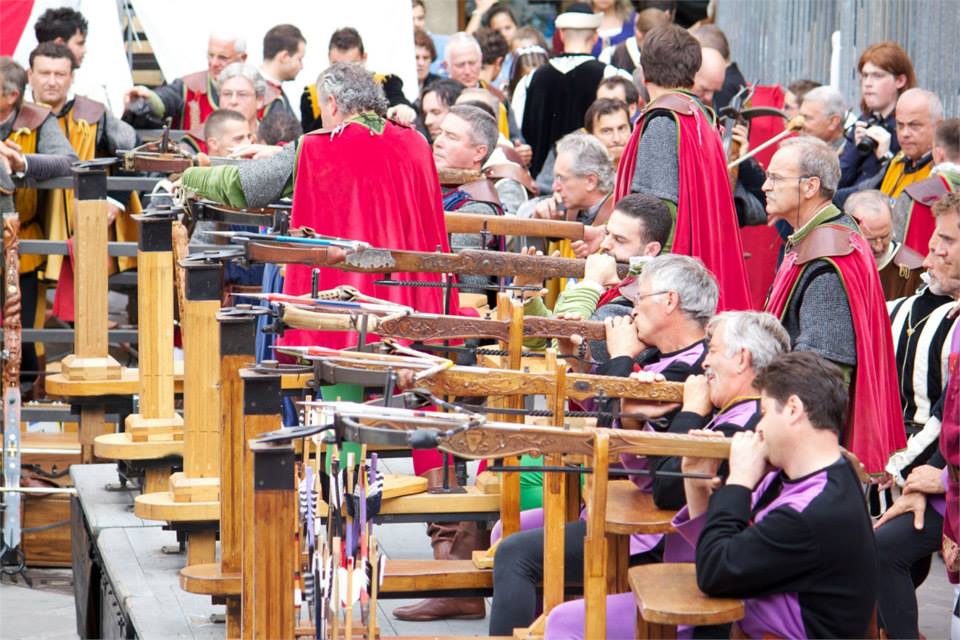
[765,226,906,473]
[903,174,952,254]
[279,120,452,350]
[615,92,752,310]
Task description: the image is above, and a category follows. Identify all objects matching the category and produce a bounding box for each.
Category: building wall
[716,0,959,117]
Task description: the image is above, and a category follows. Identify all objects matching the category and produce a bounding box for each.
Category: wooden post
[250,436,296,638]
[59,167,121,461]
[240,369,282,639]
[496,294,523,539]
[541,350,567,616]
[584,432,610,640]
[219,311,258,638]
[173,261,223,567]
[123,211,183,441]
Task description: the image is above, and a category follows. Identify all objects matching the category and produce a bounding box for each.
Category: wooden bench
[628,563,744,639]
[605,480,677,593]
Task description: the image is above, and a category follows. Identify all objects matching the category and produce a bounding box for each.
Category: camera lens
[857,136,878,155]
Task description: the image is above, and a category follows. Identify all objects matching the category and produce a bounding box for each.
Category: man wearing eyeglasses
[763,136,905,476]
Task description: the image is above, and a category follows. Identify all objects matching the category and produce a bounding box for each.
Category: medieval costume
[519,55,621,177]
[876,240,925,301]
[147,70,219,137]
[599,36,640,74]
[765,204,906,473]
[893,163,960,254]
[881,151,935,200]
[299,74,410,133]
[942,323,960,588]
[615,90,752,310]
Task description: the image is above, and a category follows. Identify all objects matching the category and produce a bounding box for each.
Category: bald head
[846,190,893,260]
[896,88,943,161]
[692,47,726,105]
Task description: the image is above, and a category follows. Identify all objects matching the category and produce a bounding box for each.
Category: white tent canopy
[12,0,133,116]
[130,0,418,112]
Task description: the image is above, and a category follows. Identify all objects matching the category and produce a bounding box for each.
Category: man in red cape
[614,24,751,311]
[763,137,904,473]
[279,64,451,350]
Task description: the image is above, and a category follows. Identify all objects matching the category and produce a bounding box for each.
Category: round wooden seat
[180,563,241,596]
[629,563,744,627]
[605,480,677,534]
[133,491,219,522]
[94,432,183,460]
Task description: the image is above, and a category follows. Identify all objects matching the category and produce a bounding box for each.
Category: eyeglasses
[630,290,670,304]
[765,173,813,185]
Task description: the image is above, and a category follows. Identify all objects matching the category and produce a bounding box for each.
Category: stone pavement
[1,457,955,639]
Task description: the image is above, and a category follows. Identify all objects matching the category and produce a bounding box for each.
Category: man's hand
[864,124,892,159]
[681,374,713,416]
[513,140,532,167]
[511,246,552,298]
[875,490,927,530]
[726,431,769,490]
[604,314,644,360]
[573,224,605,259]
[0,141,26,174]
[228,143,283,160]
[583,252,619,287]
[532,194,564,220]
[903,464,945,495]
[681,429,727,518]
[555,311,589,370]
[622,371,679,423]
[123,86,154,109]
[387,104,417,125]
[730,123,751,159]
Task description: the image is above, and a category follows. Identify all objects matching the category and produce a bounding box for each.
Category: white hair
[219,63,266,98]
[706,311,790,373]
[639,255,718,326]
[556,132,615,194]
[802,85,846,119]
[209,31,247,54]
[445,32,482,63]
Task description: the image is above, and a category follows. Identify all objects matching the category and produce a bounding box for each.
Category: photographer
[837,42,915,194]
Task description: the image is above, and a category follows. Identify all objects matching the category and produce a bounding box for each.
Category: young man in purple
[677,352,878,639]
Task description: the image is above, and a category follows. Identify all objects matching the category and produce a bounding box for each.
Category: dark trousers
[876,502,944,639]
[19,271,40,384]
[489,520,587,635]
[488,520,662,635]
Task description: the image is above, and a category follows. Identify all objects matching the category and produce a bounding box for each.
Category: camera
[843,113,883,155]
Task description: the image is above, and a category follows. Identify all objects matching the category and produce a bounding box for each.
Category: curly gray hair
[706,311,790,374]
[316,62,388,117]
[218,62,266,99]
[556,132,615,194]
[639,254,718,326]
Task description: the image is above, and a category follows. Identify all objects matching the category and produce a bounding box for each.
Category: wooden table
[629,563,744,639]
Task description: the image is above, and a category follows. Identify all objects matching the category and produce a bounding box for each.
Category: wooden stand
[94,212,181,488]
[58,168,121,461]
[134,261,223,565]
[179,308,258,637]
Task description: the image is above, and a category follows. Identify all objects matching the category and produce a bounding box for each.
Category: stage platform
[69,458,492,638]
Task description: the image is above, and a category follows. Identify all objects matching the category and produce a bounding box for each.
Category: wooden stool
[628,563,743,639]
[606,480,677,593]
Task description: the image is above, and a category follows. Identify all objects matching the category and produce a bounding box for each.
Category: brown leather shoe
[392,596,486,621]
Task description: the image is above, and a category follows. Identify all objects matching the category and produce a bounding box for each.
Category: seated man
[846,189,924,300]
[124,32,246,135]
[673,351,878,639]
[584,98,631,170]
[541,311,790,639]
[596,75,643,120]
[454,87,534,188]
[836,88,943,207]
[489,254,722,636]
[182,63,265,153]
[419,78,465,143]
[893,117,960,254]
